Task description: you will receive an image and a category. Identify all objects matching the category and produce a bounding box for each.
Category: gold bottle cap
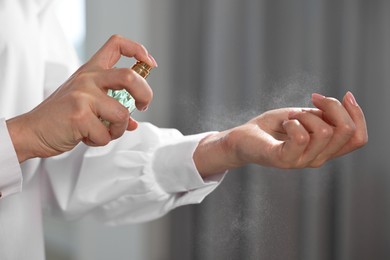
[131,61,152,79]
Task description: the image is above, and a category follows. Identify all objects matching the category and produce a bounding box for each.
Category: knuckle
[116,107,129,122]
[67,89,79,101]
[109,34,123,43]
[118,69,154,104]
[70,108,90,126]
[121,68,136,85]
[318,126,333,139]
[294,132,310,146]
[339,122,356,137]
[67,94,93,124]
[71,71,94,89]
[354,133,369,148]
[69,88,89,100]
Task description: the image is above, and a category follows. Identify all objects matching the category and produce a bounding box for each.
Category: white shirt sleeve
[43,122,225,225]
[0,118,23,199]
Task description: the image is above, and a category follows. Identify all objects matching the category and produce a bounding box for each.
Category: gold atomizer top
[131,61,152,79]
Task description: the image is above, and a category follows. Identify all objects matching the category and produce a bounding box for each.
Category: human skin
[193,91,368,176]
[5,35,368,175]
[6,35,157,162]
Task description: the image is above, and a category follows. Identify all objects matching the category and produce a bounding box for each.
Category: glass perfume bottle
[103,61,152,127]
[108,61,152,114]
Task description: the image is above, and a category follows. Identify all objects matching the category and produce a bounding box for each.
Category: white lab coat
[0,0,223,259]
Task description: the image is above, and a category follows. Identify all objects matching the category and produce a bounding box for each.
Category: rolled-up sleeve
[43,122,225,225]
[0,118,22,199]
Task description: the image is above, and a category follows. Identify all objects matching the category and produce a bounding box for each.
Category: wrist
[6,114,36,163]
[193,129,242,177]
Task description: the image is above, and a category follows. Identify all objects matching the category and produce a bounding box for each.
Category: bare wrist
[6,114,35,163]
[193,129,241,177]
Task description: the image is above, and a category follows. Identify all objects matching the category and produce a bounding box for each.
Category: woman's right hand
[7,35,157,163]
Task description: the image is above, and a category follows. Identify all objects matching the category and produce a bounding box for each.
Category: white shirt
[0,1,223,259]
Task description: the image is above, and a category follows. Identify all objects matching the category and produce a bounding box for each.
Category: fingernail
[346,91,358,106]
[141,106,148,111]
[312,93,325,102]
[148,53,158,67]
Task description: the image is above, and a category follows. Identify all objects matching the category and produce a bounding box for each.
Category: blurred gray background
[45,0,390,259]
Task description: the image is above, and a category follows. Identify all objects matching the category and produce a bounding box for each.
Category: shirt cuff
[152,132,225,194]
[0,118,23,198]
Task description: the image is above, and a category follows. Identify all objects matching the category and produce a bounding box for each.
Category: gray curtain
[158,1,390,260]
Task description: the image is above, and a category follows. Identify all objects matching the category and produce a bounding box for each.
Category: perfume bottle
[107,61,152,114]
[102,61,152,127]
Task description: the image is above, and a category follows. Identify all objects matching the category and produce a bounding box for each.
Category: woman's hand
[194,91,368,176]
[7,35,157,162]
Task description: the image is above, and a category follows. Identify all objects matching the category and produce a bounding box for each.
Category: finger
[94,94,130,140]
[301,108,323,118]
[94,68,153,111]
[280,119,310,166]
[333,91,368,156]
[289,111,333,164]
[80,115,112,147]
[88,35,157,69]
[255,107,300,136]
[311,93,352,126]
[127,117,139,131]
[311,93,356,161]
